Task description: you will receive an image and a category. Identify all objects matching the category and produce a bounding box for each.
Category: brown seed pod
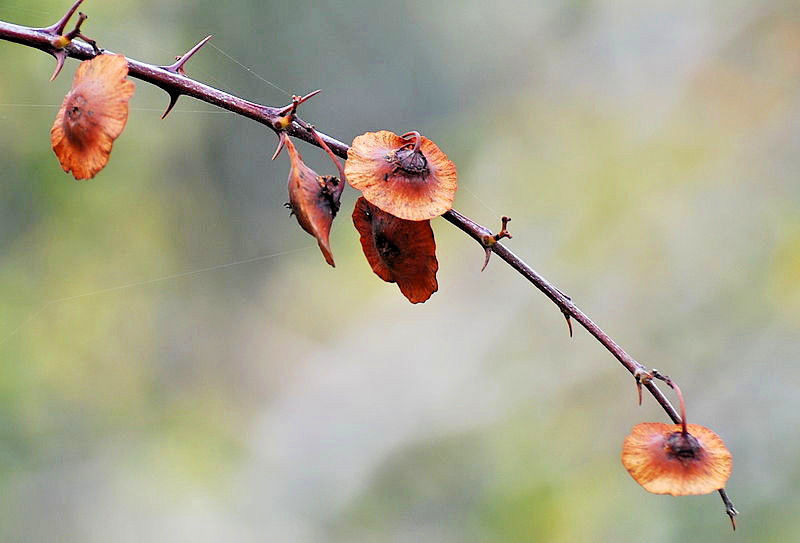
[283,135,341,267]
[621,422,732,496]
[352,196,438,303]
[345,130,457,221]
[50,54,135,180]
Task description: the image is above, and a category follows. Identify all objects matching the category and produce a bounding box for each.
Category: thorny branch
[0,5,736,526]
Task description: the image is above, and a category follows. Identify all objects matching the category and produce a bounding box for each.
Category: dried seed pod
[352,196,438,303]
[345,130,457,221]
[621,422,732,496]
[284,135,341,267]
[50,54,135,180]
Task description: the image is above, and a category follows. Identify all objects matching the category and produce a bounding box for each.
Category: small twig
[307,124,347,201]
[651,369,687,433]
[719,488,739,531]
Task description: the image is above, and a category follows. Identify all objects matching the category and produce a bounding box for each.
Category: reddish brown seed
[352,196,438,303]
[284,136,340,267]
[50,54,135,180]
[621,422,733,496]
[345,130,457,221]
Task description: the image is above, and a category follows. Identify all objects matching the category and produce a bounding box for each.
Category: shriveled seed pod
[352,196,438,303]
[283,135,341,267]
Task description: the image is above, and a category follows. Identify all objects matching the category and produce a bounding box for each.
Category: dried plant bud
[284,136,340,267]
[345,130,458,221]
[622,422,732,496]
[50,54,135,180]
[352,196,438,303]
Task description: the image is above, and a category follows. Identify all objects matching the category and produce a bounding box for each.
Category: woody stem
[63,12,87,41]
[0,14,733,520]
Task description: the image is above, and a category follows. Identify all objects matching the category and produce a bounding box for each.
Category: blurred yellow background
[1,1,798,541]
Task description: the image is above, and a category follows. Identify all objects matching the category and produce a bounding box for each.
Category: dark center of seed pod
[387,147,429,177]
[65,94,88,123]
[665,431,703,463]
[317,175,341,216]
[374,231,401,263]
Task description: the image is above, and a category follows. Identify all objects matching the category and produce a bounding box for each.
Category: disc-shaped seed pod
[50,54,135,180]
[345,130,457,221]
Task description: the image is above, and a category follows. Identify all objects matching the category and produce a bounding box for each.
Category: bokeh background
[1,1,798,541]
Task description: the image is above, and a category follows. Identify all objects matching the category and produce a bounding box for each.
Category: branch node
[274,89,322,130]
[45,8,99,81]
[633,367,653,406]
[67,13,101,55]
[480,216,512,271]
[158,35,213,117]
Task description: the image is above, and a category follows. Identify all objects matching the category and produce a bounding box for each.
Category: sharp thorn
[42,0,84,36]
[296,88,322,104]
[563,311,573,338]
[161,93,180,119]
[163,35,213,74]
[277,89,322,116]
[271,132,287,161]
[481,248,492,272]
[633,368,652,406]
[49,50,67,81]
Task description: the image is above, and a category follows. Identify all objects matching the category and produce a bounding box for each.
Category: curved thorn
[161,93,180,119]
[635,374,643,406]
[49,50,67,81]
[481,247,492,272]
[271,132,287,161]
[163,35,213,74]
[563,311,573,338]
[633,367,652,406]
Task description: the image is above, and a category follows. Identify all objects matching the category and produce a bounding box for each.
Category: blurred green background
[1,1,798,541]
